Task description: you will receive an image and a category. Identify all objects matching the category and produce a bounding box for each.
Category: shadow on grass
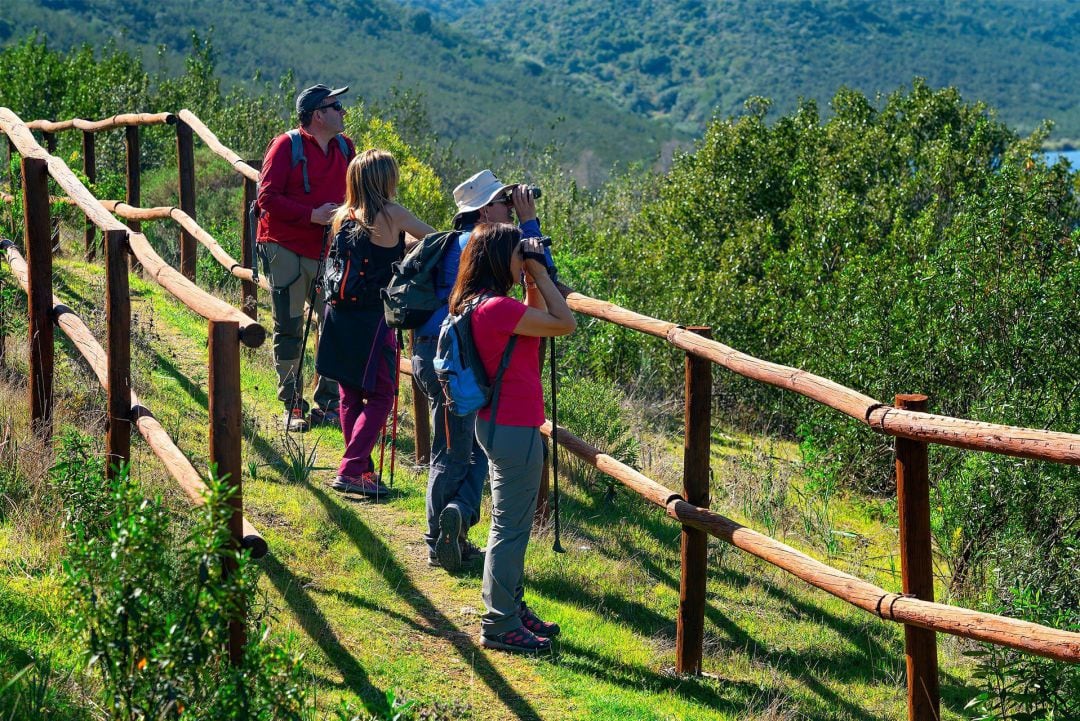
[150,350,208,410]
[554,638,765,715]
[302,480,543,721]
[545,482,975,718]
[260,553,387,715]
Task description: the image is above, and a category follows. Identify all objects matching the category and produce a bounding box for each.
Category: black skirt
[315,304,388,390]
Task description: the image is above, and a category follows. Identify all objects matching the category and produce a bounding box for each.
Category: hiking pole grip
[550,335,565,553]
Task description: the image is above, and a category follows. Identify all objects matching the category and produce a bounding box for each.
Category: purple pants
[337,334,396,478]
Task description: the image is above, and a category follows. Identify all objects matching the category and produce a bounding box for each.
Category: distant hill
[428,0,1080,143]
[0,0,682,183]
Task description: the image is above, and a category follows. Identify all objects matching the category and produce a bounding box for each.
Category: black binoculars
[507,184,541,200]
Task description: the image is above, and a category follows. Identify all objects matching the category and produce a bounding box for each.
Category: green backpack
[381,230,460,329]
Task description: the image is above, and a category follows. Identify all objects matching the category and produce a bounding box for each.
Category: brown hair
[448,223,521,314]
[331,149,399,239]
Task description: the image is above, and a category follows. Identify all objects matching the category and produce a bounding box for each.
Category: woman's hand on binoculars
[511,185,537,222]
[521,236,548,276]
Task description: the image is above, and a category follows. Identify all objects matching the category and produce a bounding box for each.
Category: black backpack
[323,222,379,309]
[381,230,460,329]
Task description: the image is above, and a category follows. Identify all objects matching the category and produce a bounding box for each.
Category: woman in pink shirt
[447,222,575,653]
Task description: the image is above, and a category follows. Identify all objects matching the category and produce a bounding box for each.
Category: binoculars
[507,184,542,200]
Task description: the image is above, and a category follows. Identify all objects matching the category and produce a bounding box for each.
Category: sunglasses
[316,101,343,112]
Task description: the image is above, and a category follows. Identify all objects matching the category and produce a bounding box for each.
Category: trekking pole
[387,330,403,489]
[291,227,330,424]
[550,335,565,553]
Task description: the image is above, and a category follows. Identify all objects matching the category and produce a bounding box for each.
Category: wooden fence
[3,106,1080,720]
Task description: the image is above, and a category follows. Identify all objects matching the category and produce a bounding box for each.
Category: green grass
[0,240,983,720]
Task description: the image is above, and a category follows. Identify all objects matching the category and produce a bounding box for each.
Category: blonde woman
[316,149,434,496]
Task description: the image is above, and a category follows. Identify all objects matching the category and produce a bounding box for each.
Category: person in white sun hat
[410,170,554,574]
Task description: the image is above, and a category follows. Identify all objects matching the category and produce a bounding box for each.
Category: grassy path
[2,253,980,720]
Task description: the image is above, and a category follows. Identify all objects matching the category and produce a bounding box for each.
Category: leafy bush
[965,587,1080,720]
[62,456,308,720]
[542,82,1079,609]
[552,375,639,499]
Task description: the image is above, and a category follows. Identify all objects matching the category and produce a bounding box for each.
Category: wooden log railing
[563,289,1080,465]
[176,110,260,183]
[25,112,176,134]
[0,108,265,348]
[99,201,271,291]
[0,238,267,559]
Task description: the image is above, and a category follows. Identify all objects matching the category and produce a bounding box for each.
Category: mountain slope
[0,0,680,181]
[451,0,1080,141]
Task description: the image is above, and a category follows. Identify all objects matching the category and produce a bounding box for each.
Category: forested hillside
[0,0,680,182]
[444,0,1080,143]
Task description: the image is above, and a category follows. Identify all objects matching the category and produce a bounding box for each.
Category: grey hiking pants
[475,418,543,636]
[262,242,338,413]
[412,337,487,554]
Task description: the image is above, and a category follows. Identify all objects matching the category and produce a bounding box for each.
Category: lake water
[1045,149,1080,167]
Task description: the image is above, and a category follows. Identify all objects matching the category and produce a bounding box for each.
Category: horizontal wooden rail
[26,112,176,134]
[177,110,259,183]
[1,239,267,557]
[101,200,270,291]
[530,416,1080,663]
[559,286,1080,465]
[0,108,265,347]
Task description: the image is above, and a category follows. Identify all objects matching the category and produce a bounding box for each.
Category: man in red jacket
[257,84,355,432]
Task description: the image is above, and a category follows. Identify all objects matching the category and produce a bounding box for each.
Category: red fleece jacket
[256,127,354,259]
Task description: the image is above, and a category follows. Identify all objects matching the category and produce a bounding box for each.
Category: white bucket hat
[453,169,509,214]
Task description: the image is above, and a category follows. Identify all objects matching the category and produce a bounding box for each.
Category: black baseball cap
[295,84,349,115]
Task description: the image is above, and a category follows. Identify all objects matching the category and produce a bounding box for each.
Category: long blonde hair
[331,149,399,239]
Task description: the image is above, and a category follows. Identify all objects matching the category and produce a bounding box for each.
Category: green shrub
[62,458,308,720]
[965,586,1080,720]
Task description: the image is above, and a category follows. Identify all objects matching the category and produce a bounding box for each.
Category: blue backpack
[434,295,518,421]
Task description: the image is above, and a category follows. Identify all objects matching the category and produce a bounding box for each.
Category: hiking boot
[461,539,485,564]
[329,472,388,497]
[283,407,309,433]
[519,602,561,638]
[429,540,483,568]
[309,407,341,429]
[480,626,551,654]
[436,505,463,571]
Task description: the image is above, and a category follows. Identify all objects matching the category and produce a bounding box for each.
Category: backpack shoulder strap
[286,129,310,193]
[335,134,353,160]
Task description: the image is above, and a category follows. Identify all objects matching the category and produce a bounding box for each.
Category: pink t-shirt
[471,295,544,426]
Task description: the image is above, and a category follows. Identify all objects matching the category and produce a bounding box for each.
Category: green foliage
[541,81,1079,620]
[552,375,639,499]
[965,587,1080,720]
[457,0,1080,142]
[61,452,309,720]
[1,1,677,181]
[343,107,455,229]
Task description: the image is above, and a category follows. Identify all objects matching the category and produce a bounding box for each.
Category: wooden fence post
[41,133,59,248]
[23,157,53,439]
[82,130,97,260]
[240,159,260,320]
[176,120,197,281]
[105,229,131,478]
[208,319,246,666]
[124,125,141,273]
[895,393,940,721]
[677,326,711,675]
[409,330,430,465]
